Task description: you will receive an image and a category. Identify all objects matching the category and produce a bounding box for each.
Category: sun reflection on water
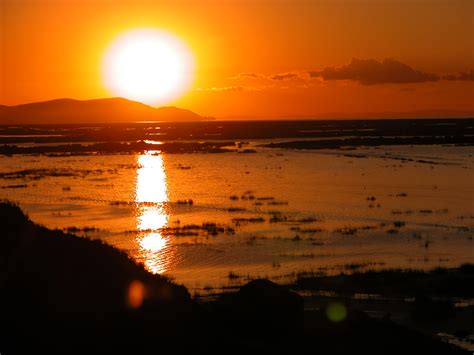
[135,151,173,274]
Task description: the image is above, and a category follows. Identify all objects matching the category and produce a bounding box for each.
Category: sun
[102,29,194,106]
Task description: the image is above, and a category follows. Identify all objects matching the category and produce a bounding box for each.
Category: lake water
[0,133,473,293]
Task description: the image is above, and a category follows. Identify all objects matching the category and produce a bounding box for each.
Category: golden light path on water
[135,151,174,274]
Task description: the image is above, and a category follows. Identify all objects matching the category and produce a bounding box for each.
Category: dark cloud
[231,72,302,81]
[270,73,300,81]
[225,61,472,90]
[442,70,474,81]
[196,86,245,92]
[230,72,265,80]
[308,58,439,85]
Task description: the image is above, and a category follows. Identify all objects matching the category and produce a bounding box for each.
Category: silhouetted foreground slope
[0,202,469,354]
[0,98,207,124]
[0,202,199,354]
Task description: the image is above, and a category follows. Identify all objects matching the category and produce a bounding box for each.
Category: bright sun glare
[102,29,194,106]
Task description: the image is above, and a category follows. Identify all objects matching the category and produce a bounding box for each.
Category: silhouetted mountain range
[0,98,209,124]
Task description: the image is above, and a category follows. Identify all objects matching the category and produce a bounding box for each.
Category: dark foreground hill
[0,98,207,124]
[0,202,469,354]
[0,201,199,354]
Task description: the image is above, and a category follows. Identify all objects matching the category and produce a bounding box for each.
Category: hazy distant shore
[0,136,472,157]
[0,141,234,155]
[0,118,472,155]
[262,136,474,151]
[0,118,472,142]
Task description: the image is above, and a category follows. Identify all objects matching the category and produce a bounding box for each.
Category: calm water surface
[0,143,473,292]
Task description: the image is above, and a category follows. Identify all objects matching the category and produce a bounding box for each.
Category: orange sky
[1,0,473,118]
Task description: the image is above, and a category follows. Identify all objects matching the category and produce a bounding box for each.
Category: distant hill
[0,98,209,124]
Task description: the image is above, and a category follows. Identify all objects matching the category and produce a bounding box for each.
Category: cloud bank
[229,73,266,80]
[214,59,474,93]
[308,58,439,85]
[195,86,245,92]
[443,70,474,81]
[269,73,300,81]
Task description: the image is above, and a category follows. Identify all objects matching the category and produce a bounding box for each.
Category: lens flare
[326,302,347,322]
